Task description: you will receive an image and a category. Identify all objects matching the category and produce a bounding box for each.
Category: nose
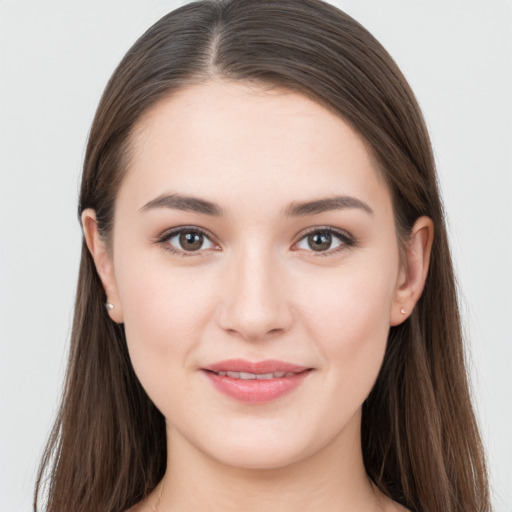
[216,247,293,342]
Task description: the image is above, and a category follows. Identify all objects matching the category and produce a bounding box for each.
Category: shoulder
[380,495,411,512]
[387,502,411,512]
[124,504,144,512]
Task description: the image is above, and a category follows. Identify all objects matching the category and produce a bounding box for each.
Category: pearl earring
[105,303,115,311]
[400,307,406,315]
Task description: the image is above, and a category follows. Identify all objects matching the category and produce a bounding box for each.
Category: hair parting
[35,2,490,511]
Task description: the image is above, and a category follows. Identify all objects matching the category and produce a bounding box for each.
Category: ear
[390,216,434,326]
[81,209,124,323]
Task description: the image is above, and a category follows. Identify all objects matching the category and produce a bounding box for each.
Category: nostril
[224,326,284,342]
[215,278,294,340]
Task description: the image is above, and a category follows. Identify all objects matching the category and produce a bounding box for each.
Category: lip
[201,359,312,404]
[204,358,310,374]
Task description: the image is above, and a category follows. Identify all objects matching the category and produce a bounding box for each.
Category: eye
[158,227,218,256]
[294,228,353,254]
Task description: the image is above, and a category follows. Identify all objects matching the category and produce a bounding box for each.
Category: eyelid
[155,224,355,257]
[292,226,355,255]
[155,225,220,257]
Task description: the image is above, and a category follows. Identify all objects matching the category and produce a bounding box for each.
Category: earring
[105,302,115,311]
[400,307,406,315]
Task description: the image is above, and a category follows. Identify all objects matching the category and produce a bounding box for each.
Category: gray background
[1,1,511,510]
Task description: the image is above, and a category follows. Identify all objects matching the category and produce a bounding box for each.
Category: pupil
[180,232,203,251]
[309,232,332,251]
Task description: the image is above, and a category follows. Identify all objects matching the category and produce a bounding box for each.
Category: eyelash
[155,226,355,257]
[294,226,355,257]
[156,226,218,257]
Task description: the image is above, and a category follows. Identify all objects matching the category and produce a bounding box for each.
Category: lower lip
[203,370,311,404]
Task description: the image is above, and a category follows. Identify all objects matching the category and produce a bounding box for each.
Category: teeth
[216,371,297,379]
[240,372,257,380]
[256,373,274,380]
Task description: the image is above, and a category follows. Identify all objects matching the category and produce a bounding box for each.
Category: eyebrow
[140,193,373,217]
[284,196,374,216]
[140,193,224,216]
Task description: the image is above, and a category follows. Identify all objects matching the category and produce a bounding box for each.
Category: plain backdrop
[1,1,511,510]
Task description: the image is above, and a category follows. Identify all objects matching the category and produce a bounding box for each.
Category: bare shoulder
[124,503,144,512]
[385,500,411,512]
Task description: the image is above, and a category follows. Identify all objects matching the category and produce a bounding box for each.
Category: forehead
[119,80,390,216]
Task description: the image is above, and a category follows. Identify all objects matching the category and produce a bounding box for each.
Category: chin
[209,441,311,471]
[187,419,339,472]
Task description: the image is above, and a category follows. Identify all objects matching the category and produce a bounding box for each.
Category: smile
[202,359,313,404]
[212,371,297,379]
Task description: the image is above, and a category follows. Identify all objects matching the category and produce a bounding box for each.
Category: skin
[83,80,433,512]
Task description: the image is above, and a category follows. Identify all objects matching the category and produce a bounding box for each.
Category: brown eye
[307,232,332,251]
[295,228,351,254]
[163,228,216,254]
[179,231,204,251]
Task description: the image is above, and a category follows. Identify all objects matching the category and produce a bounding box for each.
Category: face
[95,81,409,469]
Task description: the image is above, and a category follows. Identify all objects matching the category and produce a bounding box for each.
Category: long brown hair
[34,1,490,511]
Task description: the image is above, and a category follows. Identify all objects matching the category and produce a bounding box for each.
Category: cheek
[115,255,217,386]
[300,258,397,393]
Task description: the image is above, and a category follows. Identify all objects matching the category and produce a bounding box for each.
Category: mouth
[201,359,313,404]
[208,370,300,379]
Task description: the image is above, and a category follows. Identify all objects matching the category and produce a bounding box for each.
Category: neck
[153,410,385,512]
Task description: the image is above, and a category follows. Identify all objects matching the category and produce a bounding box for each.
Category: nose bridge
[217,240,292,340]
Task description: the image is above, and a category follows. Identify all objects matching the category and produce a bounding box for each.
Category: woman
[34,1,491,511]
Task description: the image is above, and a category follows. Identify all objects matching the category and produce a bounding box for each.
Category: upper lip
[202,359,310,374]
